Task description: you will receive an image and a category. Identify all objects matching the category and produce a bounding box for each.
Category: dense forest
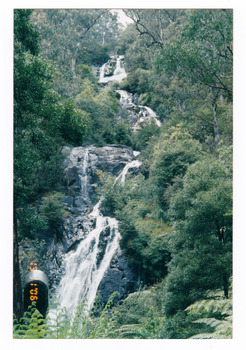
[13,9,232,339]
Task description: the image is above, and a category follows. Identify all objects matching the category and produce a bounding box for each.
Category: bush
[39,192,68,238]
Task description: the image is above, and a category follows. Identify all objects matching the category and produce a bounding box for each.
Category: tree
[155,9,232,144]
[148,124,203,217]
[31,9,120,96]
[163,155,232,316]
[123,9,185,48]
[14,10,89,316]
[14,9,42,319]
[39,192,68,241]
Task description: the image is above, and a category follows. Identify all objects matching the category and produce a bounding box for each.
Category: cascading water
[116,89,161,131]
[55,201,121,315]
[99,55,127,83]
[116,89,134,105]
[116,160,142,184]
[53,151,141,316]
[50,55,159,318]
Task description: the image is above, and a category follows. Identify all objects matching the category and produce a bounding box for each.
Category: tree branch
[79,10,107,39]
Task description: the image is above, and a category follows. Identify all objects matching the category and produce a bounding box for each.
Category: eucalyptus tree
[155,9,233,145]
[123,9,185,48]
[14,9,42,319]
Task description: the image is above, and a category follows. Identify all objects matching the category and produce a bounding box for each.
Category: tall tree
[155,9,233,144]
[123,9,185,48]
[14,9,40,318]
[164,154,232,316]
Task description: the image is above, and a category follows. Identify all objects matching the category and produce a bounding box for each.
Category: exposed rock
[45,145,139,307]
[97,249,137,304]
[63,145,135,204]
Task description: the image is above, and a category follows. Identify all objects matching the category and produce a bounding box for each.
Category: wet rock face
[97,249,137,304]
[63,145,135,203]
[47,145,139,306]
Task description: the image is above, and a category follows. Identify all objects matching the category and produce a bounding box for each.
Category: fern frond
[186,298,232,317]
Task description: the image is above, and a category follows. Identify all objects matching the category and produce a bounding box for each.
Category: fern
[14,303,48,339]
[114,309,163,339]
[46,305,70,338]
[87,292,119,338]
[185,294,232,339]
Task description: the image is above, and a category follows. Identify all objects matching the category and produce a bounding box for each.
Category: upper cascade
[99,55,127,83]
[116,89,161,131]
[98,55,161,130]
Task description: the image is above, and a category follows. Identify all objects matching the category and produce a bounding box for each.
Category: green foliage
[148,124,203,216]
[162,155,232,316]
[74,82,133,146]
[132,120,161,150]
[96,170,121,215]
[16,206,48,240]
[120,9,232,147]
[110,286,164,338]
[14,10,40,55]
[14,303,48,339]
[59,99,90,145]
[15,293,120,339]
[14,10,89,239]
[185,292,232,338]
[156,10,232,97]
[39,192,68,233]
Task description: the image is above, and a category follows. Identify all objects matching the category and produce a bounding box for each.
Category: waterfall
[144,106,161,127]
[115,160,142,184]
[55,201,121,315]
[50,54,161,318]
[116,89,134,105]
[115,81,161,130]
[53,153,141,316]
[99,55,127,83]
[99,55,161,130]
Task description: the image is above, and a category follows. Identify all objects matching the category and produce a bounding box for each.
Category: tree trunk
[13,206,23,319]
[223,274,229,298]
[71,58,76,80]
[212,89,220,144]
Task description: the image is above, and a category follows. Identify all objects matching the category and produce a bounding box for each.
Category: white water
[115,160,142,184]
[116,89,134,105]
[116,89,161,130]
[53,153,141,316]
[56,201,120,315]
[132,105,161,131]
[99,55,127,83]
[99,55,161,129]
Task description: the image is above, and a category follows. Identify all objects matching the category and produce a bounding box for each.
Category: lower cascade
[51,145,141,316]
[56,201,121,314]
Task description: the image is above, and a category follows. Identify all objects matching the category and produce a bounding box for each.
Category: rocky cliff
[46,145,139,309]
